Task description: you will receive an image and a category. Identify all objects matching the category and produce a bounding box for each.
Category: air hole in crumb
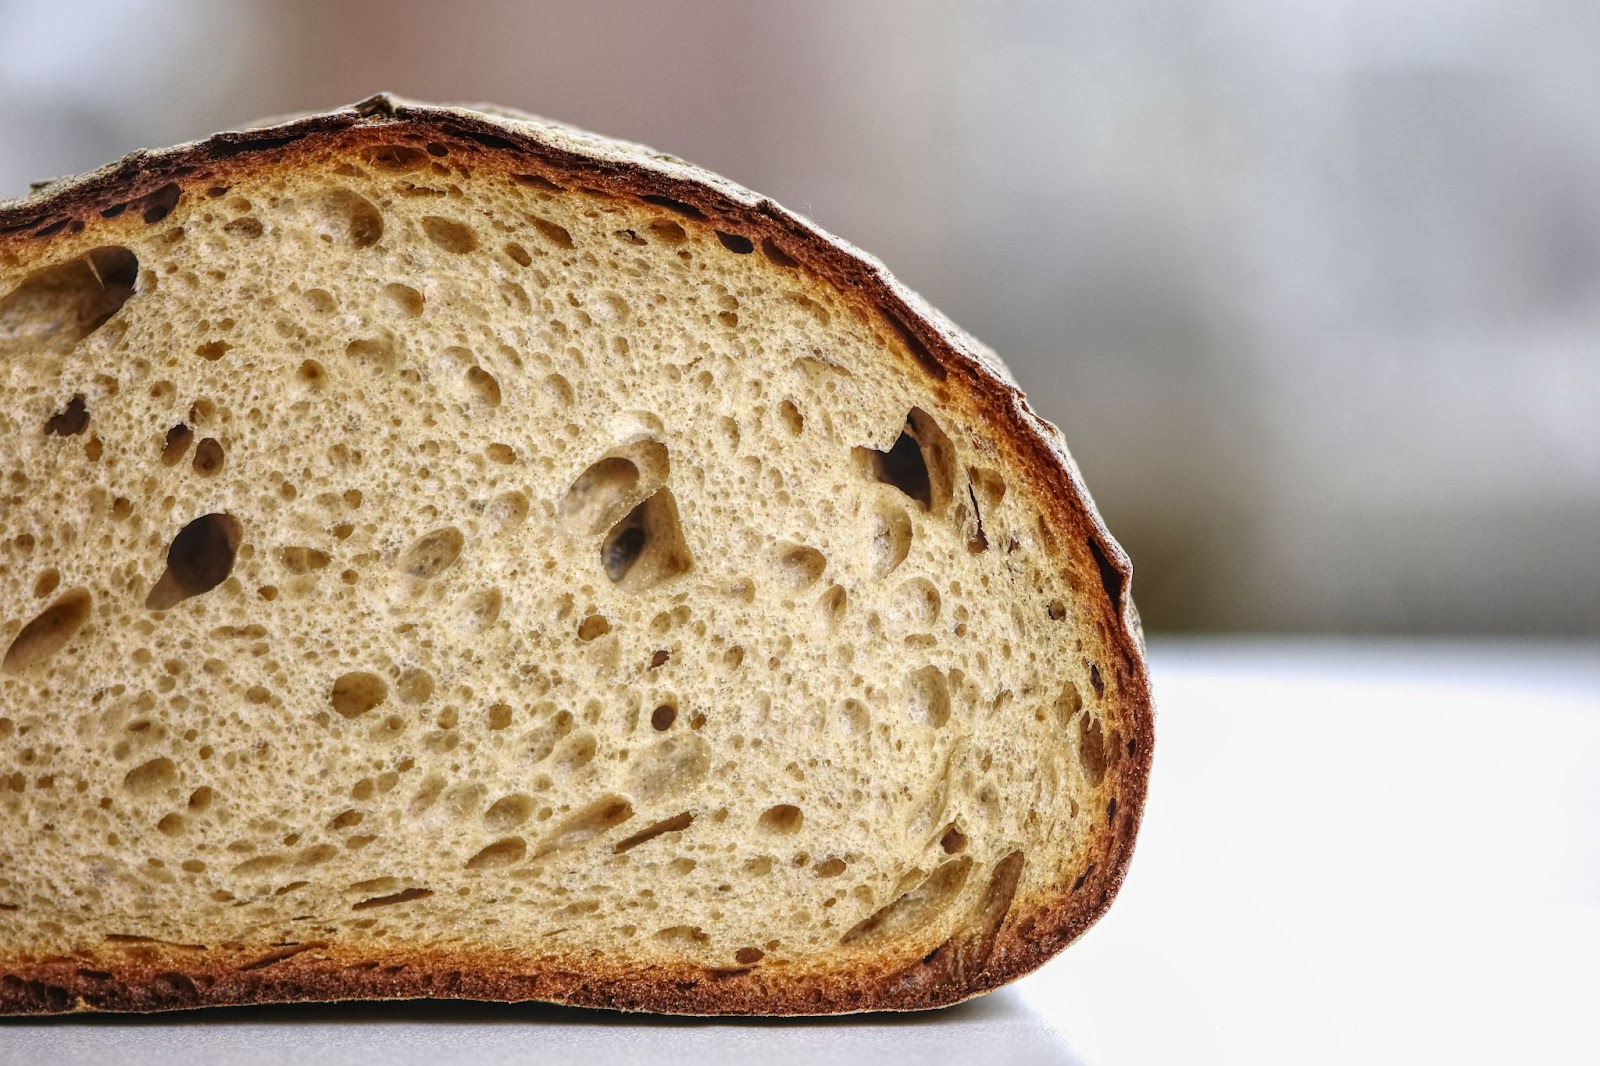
[146,514,240,610]
[280,546,331,575]
[734,947,765,965]
[868,504,913,579]
[505,242,532,266]
[364,144,429,171]
[776,400,803,435]
[3,588,92,673]
[465,366,501,406]
[577,614,611,641]
[905,666,951,728]
[647,220,686,244]
[842,858,972,945]
[318,189,383,248]
[223,216,263,239]
[657,925,709,945]
[1089,664,1104,698]
[559,442,668,535]
[640,194,705,220]
[195,340,231,362]
[613,811,693,853]
[892,578,941,627]
[821,585,848,623]
[602,489,692,590]
[543,373,574,407]
[44,394,89,436]
[487,703,513,730]
[778,545,826,589]
[534,795,634,858]
[1086,537,1125,612]
[397,668,435,705]
[814,857,847,877]
[530,217,573,249]
[1078,714,1109,786]
[855,409,955,513]
[487,491,528,529]
[760,237,798,267]
[352,887,432,910]
[716,231,754,254]
[1047,599,1067,621]
[422,216,477,254]
[858,431,928,507]
[758,804,803,835]
[650,704,677,731]
[330,671,387,719]
[296,360,326,386]
[140,184,181,225]
[628,735,710,804]
[191,438,224,477]
[513,172,562,190]
[160,424,193,465]
[122,757,176,796]
[465,837,526,869]
[484,794,535,831]
[463,588,502,630]
[0,247,138,364]
[399,526,464,580]
[383,283,424,317]
[33,570,60,599]
[649,650,670,670]
[940,824,968,854]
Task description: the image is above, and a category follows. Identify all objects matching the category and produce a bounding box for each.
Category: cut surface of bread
[0,95,1152,1015]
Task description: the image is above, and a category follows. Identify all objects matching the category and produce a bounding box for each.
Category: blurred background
[3,0,1596,634]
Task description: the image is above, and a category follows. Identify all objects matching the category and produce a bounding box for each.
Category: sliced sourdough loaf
[0,94,1152,1015]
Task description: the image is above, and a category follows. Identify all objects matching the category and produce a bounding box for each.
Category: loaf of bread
[0,95,1151,1015]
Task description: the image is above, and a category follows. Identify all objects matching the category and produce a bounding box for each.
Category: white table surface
[4,637,1597,1065]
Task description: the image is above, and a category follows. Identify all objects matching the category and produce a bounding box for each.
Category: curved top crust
[0,94,1152,1015]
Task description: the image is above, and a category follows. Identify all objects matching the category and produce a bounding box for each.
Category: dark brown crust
[0,95,1154,1016]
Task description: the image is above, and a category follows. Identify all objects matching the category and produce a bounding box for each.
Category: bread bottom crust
[0,839,1133,1017]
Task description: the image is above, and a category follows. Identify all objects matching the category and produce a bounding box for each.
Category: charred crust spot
[207,133,307,159]
[460,130,519,151]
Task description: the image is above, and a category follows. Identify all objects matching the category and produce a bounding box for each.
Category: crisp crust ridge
[0,93,1153,1016]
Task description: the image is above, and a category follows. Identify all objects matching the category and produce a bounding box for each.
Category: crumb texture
[0,126,1137,998]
